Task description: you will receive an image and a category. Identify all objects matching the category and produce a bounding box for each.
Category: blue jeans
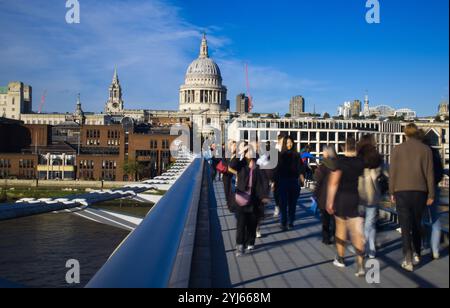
[279,178,300,226]
[364,205,378,256]
[427,187,441,256]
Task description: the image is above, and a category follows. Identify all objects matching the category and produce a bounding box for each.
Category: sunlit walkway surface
[210,182,449,288]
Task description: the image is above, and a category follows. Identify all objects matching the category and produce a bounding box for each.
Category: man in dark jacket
[389,123,435,272]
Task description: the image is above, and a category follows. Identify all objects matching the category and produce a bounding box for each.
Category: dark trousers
[320,209,334,242]
[279,178,300,226]
[274,185,280,207]
[211,167,217,182]
[223,174,233,210]
[395,191,427,262]
[236,208,257,247]
[255,201,265,224]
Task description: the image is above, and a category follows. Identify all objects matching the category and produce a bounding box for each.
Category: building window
[102,160,117,170]
[300,132,308,141]
[101,160,116,181]
[79,160,94,170]
[329,133,336,141]
[425,130,440,146]
[0,159,11,168]
[150,140,158,149]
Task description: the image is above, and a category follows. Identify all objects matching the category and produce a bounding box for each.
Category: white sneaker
[246,245,255,253]
[355,267,366,278]
[433,252,440,260]
[413,253,421,266]
[273,206,280,218]
[235,245,244,257]
[333,256,346,268]
[367,250,376,259]
[401,261,413,272]
[256,231,262,238]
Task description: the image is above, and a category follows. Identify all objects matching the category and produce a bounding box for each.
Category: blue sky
[0,0,448,116]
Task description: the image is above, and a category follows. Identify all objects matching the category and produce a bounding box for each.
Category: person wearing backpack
[228,142,270,257]
[357,134,383,259]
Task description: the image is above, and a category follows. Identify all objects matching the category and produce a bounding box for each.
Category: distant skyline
[0,0,448,116]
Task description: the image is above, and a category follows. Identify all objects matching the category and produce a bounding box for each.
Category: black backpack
[377,173,389,196]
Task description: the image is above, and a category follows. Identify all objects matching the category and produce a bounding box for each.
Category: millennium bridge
[0,153,448,288]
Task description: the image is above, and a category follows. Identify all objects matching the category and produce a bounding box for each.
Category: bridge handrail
[86,158,204,288]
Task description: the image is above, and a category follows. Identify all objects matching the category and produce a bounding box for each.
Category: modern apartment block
[236,93,250,113]
[289,96,305,117]
[0,82,32,120]
[227,117,449,169]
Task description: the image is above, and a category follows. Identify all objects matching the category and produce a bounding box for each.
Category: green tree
[123,161,145,181]
[434,115,443,122]
[285,113,292,118]
[323,112,331,119]
[0,188,7,203]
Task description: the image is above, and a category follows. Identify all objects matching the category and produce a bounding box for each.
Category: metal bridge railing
[86,158,205,288]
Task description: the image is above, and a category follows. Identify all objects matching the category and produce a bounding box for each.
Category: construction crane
[245,63,253,113]
[38,90,47,114]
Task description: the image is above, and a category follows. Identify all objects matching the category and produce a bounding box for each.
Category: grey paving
[210,181,449,288]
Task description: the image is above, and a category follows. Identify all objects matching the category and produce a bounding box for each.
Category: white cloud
[0,0,328,114]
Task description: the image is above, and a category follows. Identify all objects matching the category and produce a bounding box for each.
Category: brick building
[0,118,177,181]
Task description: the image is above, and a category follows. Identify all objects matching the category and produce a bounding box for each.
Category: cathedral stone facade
[179,34,229,113]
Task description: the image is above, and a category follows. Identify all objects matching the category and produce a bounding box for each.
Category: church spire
[105,67,124,114]
[199,33,209,59]
[75,93,82,111]
[74,93,84,121]
[112,67,119,84]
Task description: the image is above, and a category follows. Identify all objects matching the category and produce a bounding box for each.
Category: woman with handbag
[357,134,383,259]
[228,143,270,257]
